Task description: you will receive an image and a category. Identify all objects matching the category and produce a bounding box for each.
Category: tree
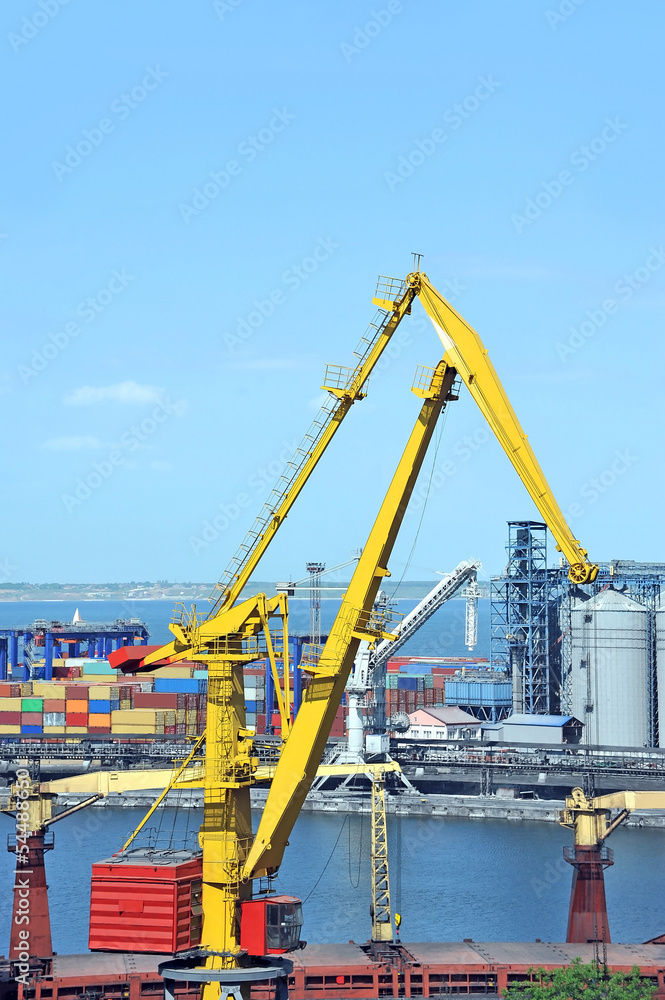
[503,958,657,999]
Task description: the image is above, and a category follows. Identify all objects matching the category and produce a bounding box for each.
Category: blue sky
[2,0,663,585]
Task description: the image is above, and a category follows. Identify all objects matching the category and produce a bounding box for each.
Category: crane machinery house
[407,706,482,740]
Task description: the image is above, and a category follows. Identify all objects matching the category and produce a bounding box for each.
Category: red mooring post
[9,830,54,962]
[565,844,613,943]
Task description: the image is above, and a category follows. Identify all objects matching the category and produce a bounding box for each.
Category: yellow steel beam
[243,362,457,879]
[385,273,599,585]
[591,790,665,812]
[561,786,665,846]
[206,285,418,620]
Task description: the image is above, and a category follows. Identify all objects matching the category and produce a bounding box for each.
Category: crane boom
[277,555,360,592]
[374,272,598,585]
[206,285,418,620]
[243,361,458,879]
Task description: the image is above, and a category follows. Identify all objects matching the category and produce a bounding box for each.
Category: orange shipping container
[66,699,88,712]
[88,713,111,726]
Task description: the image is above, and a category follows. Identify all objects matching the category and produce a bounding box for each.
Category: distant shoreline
[0,582,483,604]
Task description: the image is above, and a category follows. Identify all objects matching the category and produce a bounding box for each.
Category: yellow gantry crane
[107,266,598,999]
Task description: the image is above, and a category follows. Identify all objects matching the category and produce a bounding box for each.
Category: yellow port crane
[560,786,665,943]
[109,266,598,999]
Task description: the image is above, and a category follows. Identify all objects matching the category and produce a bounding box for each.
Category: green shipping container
[22,697,44,712]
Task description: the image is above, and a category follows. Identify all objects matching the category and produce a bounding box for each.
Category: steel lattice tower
[491,521,560,714]
[306,562,325,647]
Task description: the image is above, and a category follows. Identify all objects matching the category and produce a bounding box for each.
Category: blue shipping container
[246,700,257,713]
[154,678,200,694]
[21,725,43,734]
[398,676,418,691]
[89,699,111,713]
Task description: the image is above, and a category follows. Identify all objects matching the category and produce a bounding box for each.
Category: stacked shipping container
[0,654,469,737]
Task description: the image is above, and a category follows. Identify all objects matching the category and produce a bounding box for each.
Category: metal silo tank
[657,594,665,747]
[570,588,648,747]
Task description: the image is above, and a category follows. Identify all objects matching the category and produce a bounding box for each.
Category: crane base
[158,956,293,1000]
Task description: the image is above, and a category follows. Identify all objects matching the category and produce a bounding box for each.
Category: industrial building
[483,713,584,746]
[491,521,665,749]
[406,706,482,740]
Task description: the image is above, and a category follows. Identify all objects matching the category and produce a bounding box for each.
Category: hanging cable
[347,788,364,889]
[393,812,402,915]
[389,405,449,603]
[302,815,349,904]
[167,783,182,849]
[183,785,193,849]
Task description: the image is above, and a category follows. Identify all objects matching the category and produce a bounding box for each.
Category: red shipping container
[0,712,20,724]
[53,666,80,679]
[89,848,202,953]
[22,712,43,724]
[0,684,12,698]
[66,712,88,725]
[88,726,111,734]
[133,692,179,709]
[66,685,87,699]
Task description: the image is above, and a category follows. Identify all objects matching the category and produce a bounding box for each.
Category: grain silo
[570,587,648,747]
[657,594,665,747]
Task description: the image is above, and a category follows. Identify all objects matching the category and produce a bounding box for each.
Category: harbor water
[1,805,664,955]
[1,599,663,956]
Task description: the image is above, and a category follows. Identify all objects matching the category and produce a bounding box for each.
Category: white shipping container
[44,712,66,726]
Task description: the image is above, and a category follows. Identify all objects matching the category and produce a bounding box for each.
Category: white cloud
[43,436,102,451]
[64,381,166,406]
